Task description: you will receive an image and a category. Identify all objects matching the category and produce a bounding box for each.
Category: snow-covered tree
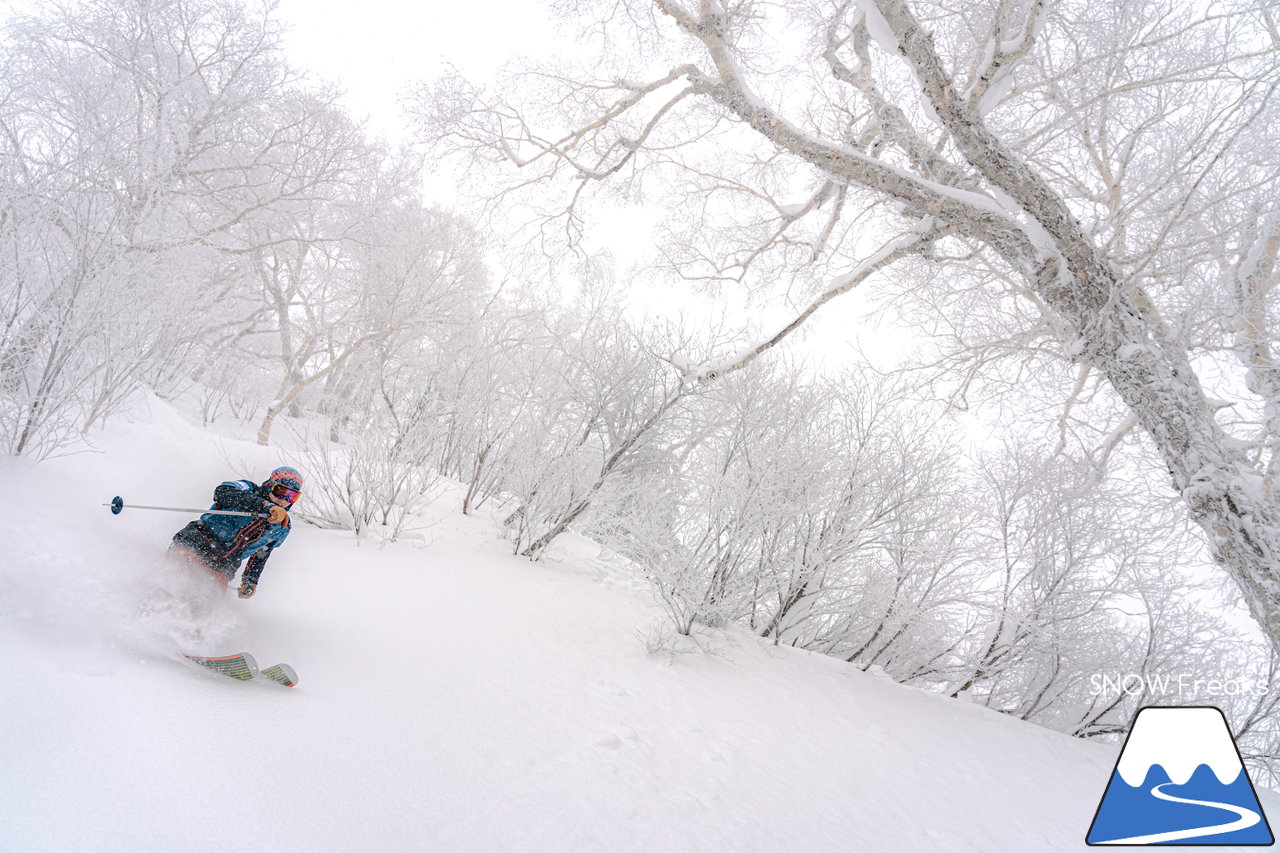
[595,359,971,650]
[0,0,378,454]
[505,313,694,558]
[252,197,487,445]
[415,0,1280,651]
[0,0,279,454]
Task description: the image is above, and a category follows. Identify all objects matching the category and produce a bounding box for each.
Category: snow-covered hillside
[2,396,1276,852]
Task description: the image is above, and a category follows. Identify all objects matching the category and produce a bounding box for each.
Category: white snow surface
[2,394,1277,852]
[1116,707,1246,787]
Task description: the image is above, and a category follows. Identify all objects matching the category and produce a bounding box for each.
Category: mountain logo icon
[1086,706,1274,845]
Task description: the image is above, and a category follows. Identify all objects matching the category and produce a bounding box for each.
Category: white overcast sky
[274,0,559,143]
[0,0,893,365]
[269,0,886,366]
[274,1,675,268]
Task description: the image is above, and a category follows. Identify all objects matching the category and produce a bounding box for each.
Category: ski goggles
[271,483,301,503]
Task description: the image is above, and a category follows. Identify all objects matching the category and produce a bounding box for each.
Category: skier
[168,466,303,599]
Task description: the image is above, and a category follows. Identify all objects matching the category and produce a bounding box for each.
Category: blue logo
[1087,706,1273,845]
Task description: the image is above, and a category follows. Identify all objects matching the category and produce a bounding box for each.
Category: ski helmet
[265,466,304,502]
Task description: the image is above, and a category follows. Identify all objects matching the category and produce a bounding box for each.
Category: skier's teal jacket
[170,480,291,584]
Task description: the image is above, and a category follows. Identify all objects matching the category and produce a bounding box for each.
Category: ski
[259,662,298,687]
[185,652,258,680]
[184,653,298,687]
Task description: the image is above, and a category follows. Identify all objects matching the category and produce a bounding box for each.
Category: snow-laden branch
[689,224,939,381]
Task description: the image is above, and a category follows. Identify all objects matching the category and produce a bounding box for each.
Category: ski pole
[105,496,267,518]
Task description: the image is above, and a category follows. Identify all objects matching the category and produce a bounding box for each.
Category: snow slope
[2,395,1276,852]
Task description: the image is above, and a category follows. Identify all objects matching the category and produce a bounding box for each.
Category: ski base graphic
[185,653,298,687]
[259,662,298,687]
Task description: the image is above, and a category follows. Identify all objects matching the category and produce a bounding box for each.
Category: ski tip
[260,663,298,687]
[109,496,124,515]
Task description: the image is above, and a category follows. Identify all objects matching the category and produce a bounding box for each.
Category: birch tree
[416,0,1280,650]
[253,198,485,445]
[0,0,377,454]
[507,320,693,558]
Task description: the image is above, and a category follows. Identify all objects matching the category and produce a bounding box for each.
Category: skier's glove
[266,504,288,525]
[238,581,257,599]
